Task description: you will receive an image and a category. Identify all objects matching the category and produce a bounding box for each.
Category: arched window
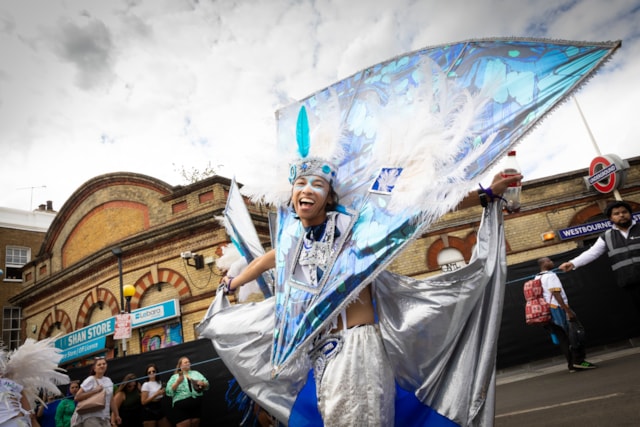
[437,247,466,273]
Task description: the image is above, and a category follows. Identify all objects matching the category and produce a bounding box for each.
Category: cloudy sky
[1,0,639,211]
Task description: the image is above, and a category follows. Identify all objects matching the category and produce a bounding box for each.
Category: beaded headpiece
[288,157,338,185]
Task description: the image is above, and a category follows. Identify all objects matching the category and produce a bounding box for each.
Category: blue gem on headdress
[322,165,331,174]
[289,165,297,184]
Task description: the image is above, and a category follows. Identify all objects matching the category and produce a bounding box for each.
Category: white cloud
[0,0,638,211]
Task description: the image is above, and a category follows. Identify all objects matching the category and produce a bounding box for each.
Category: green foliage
[173,161,220,184]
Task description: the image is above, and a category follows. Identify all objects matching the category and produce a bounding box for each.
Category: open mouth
[299,198,315,207]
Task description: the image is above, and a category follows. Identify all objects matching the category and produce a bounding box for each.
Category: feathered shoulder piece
[2,338,69,405]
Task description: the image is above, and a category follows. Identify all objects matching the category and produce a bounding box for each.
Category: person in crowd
[36,392,61,427]
[536,257,597,372]
[0,338,68,427]
[165,357,208,427]
[140,364,167,427]
[0,375,38,427]
[559,200,640,314]
[74,357,115,427]
[112,374,142,427]
[55,381,80,427]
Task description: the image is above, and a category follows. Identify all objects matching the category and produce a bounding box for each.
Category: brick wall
[11,158,640,362]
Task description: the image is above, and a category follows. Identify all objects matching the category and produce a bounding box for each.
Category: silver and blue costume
[199,38,618,426]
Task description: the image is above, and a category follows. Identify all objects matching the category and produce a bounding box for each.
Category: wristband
[477,189,488,207]
[477,184,496,208]
[223,277,234,294]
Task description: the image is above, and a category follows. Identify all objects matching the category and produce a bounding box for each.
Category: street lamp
[111,247,125,312]
[112,246,130,357]
[123,284,135,313]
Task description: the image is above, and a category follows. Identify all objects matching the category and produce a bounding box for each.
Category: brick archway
[129,268,191,310]
[38,310,73,340]
[570,201,640,226]
[426,233,477,270]
[75,289,119,329]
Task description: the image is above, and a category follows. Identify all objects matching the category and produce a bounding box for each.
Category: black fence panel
[64,339,242,426]
[497,248,640,369]
[60,248,640,424]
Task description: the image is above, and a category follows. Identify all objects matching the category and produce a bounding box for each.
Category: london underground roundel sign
[588,154,627,194]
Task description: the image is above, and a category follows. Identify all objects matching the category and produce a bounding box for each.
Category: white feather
[4,338,69,406]
[241,57,497,223]
[215,243,243,271]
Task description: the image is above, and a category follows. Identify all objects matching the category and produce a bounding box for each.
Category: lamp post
[111,247,125,312]
[112,247,130,357]
[122,284,135,357]
[123,284,135,313]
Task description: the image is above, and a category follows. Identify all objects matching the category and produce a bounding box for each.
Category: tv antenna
[16,185,47,210]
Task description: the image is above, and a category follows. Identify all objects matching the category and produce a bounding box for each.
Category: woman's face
[179,358,191,371]
[147,367,157,379]
[69,383,80,395]
[94,358,108,374]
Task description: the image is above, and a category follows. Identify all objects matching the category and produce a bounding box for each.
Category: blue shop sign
[59,337,106,364]
[131,299,180,328]
[558,212,640,240]
[57,318,115,351]
[55,299,180,362]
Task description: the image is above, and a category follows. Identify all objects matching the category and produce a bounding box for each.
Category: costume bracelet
[478,184,495,202]
[222,276,234,294]
[478,184,507,207]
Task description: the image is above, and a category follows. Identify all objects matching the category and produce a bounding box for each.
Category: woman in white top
[74,357,116,427]
[140,364,167,427]
[0,376,35,427]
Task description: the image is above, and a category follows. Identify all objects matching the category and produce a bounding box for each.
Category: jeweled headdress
[288,157,338,186]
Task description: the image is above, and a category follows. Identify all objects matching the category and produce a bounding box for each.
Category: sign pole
[573,96,622,201]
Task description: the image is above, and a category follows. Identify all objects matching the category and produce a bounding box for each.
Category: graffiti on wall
[140,322,183,352]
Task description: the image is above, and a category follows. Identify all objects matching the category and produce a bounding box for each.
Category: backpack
[523,278,551,325]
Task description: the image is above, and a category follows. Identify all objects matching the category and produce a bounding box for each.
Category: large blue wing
[270,38,620,374]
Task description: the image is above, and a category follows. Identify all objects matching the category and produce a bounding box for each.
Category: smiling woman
[74,357,114,427]
[165,357,209,427]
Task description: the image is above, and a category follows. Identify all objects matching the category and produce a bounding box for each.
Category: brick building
[0,203,56,349]
[10,156,640,368]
